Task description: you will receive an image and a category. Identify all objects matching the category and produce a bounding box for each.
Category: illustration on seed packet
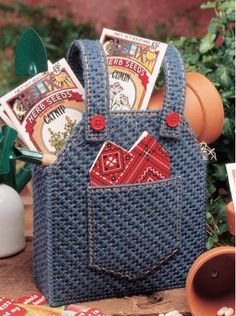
[110,81,132,111]
[100,28,167,111]
[0,293,105,315]
[0,58,84,154]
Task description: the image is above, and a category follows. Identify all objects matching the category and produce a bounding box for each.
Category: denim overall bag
[32,40,206,306]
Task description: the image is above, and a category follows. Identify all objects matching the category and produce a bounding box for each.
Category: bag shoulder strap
[159,45,186,139]
[67,40,186,142]
[67,40,110,142]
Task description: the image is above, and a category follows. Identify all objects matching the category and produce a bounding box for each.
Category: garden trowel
[15,27,48,77]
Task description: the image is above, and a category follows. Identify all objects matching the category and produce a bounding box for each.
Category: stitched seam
[110,111,159,117]
[160,47,185,137]
[160,49,171,135]
[176,177,181,245]
[177,47,186,116]
[88,178,181,280]
[167,47,185,137]
[85,42,108,140]
[80,42,91,118]
[160,46,172,115]
[98,41,109,114]
[170,47,184,136]
[90,248,179,281]
[80,42,98,138]
[88,43,108,138]
[88,188,94,267]
[97,42,109,137]
[89,177,180,192]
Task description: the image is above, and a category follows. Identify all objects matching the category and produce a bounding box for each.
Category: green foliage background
[170,0,235,249]
[0,0,234,248]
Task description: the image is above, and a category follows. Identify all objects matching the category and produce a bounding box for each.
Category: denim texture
[32,40,206,306]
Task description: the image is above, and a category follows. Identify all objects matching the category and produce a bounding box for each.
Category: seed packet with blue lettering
[0,59,84,154]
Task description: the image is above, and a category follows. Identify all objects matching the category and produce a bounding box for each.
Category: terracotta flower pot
[226,202,235,235]
[186,246,235,316]
[148,72,224,144]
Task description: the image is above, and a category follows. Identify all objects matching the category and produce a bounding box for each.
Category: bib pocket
[88,177,182,280]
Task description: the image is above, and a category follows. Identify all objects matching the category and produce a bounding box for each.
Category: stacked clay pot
[186,247,235,316]
[148,72,224,144]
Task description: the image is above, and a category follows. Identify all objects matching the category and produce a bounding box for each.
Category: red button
[90,115,106,131]
[166,112,180,128]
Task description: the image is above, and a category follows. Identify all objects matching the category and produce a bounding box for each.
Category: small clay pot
[148,72,224,144]
[226,202,235,235]
[186,246,235,316]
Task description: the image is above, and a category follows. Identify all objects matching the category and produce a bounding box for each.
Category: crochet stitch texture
[32,40,206,306]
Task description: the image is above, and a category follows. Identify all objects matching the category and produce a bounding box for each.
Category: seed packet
[226,163,236,208]
[0,105,16,129]
[0,104,27,143]
[0,59,84,154]
[0,293,105,315]
[100,28,167,110]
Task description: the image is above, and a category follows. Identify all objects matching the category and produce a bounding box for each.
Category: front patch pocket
[88,177,181,280]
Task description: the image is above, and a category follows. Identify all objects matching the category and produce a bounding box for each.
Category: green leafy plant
[138,1,234,249]
[0,2,97,96]
[169,0,235,248]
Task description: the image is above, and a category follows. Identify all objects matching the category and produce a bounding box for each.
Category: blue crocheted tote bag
[32,40,206,306]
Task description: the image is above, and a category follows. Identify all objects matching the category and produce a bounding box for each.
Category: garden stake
[15,27,48,77]
[0,125,56,192]
[0,27,49,192]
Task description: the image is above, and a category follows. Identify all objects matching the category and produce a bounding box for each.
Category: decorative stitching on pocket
[89,177,180,192]
[88,177,181,280]
[90,248,179,281]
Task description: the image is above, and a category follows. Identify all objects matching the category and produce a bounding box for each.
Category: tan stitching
[90,248,179,281]
[80,42,105,139]
[88,177,181,280]
[176,175,181,244]
[88,188,94,267]
[98,42,109,113]
[110,111,160,117]
[160,47,185,137]
[89,177,180,192]
[165,54,171,112]
[159,50,171,136]
[80,42,91,116]
[176,47,186,112]
[85,42,108,139]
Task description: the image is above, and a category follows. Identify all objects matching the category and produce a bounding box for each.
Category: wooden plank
[83,289,191,315]
[0,241,37,298]
[0,241,191,314]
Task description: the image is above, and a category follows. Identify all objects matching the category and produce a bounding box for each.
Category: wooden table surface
[0,205,191,315]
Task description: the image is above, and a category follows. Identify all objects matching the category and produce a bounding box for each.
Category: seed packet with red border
[100,28,167,111]
[0,59,84,154]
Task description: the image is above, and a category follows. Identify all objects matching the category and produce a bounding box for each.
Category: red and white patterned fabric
[90,132,170,186]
